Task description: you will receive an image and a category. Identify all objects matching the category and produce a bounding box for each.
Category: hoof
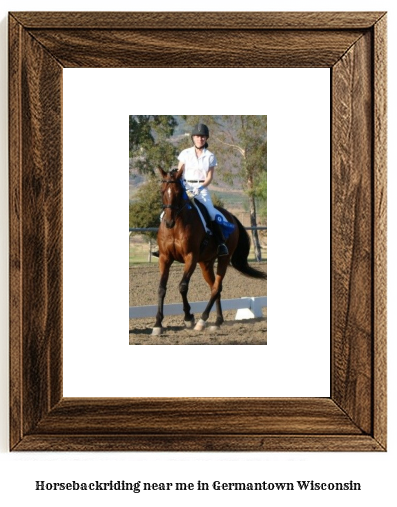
[184,318,195,329]
[209,325,220,333]
[151,327,163,336]
[194,319,207,332]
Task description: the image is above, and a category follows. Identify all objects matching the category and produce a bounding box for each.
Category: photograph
[129,115,267,344]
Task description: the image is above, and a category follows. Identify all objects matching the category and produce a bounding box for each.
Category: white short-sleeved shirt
[178,146,217,182]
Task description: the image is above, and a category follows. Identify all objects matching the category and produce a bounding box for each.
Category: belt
[185,179,205,183]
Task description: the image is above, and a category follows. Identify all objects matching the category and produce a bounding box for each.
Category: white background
[63,67,330,397]
[0,1,395,507]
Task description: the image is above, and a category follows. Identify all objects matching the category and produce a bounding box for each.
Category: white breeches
[185,183,221,221]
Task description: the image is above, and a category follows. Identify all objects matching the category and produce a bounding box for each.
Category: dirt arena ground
[129,262,267,345]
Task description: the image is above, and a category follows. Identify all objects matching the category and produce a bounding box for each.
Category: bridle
[161,179,178,210]
[161,179,190,216]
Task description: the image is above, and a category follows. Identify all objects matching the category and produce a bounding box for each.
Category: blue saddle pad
[214,213,235,239]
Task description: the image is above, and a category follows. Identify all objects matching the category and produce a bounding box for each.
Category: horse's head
[158,166,185,229]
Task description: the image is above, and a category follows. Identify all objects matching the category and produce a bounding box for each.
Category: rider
[153,123,229,258]
[178,123,229,256]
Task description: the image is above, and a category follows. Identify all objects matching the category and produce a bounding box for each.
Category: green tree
[129,115,178,174]
[129,116,177,257]
[129,176,162,241]
[181,115,267,261]
[255,171,267,222]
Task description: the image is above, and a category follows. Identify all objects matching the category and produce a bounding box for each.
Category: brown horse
[153,166,266,335]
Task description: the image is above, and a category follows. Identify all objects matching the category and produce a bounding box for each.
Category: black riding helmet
[191,123,209,137]
[191,123,209,149]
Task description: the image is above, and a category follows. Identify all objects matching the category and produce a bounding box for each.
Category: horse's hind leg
[204,260,224,327]
[195,260,226,331]
[214,297,224,328]
[179,256,197,327]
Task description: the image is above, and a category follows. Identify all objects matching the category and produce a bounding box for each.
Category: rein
[161,179,191,216]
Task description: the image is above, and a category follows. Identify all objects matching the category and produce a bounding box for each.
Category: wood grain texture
[27,29,364,68]
[9,15,64,449]
[11,11,386,29]
[9,14,23,450]
[373,14,387,450]
[14,435,383,453]
[31,398,362,435]
[331,32,373,434]
[9,11,387,452]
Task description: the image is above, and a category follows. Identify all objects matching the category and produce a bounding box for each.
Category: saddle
[188,195,234,239]
[193,198,212,230]
[184,188,235,241]
[191,199,212,254]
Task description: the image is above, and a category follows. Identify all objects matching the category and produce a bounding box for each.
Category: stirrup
[217,244,229,256]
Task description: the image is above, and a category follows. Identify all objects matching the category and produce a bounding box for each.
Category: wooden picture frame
[9,11,387,451]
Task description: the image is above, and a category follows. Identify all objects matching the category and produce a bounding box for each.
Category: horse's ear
[176,166,184,179]
[157,166,167,178]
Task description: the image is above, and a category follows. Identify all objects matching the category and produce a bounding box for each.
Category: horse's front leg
[152,256,173,336]
[179,254,197,328]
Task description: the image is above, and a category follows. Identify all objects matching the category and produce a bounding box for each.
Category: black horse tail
[231,216,267,279]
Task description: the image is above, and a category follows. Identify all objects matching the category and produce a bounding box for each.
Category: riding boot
[211,221,229,256]
[152,251,160,258]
